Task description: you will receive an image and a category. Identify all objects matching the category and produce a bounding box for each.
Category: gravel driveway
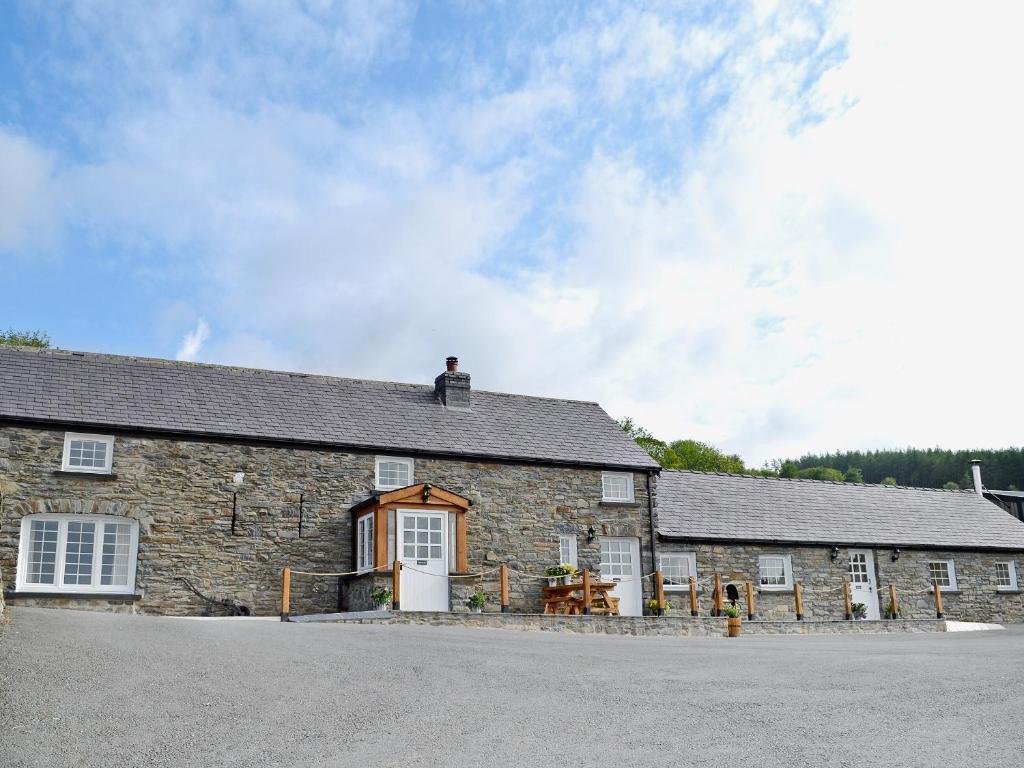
[2,608,1022,767]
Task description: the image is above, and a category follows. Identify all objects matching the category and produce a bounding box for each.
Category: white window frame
[61,432,114,474]
[558,535,578,568]
[928,559,958,591]
[356,513,375,573]
[374,456,414,491]
[758,554,794,591]
[15,514,139,594]
[995,561,1018,591]
[659,552,697,591]
[601,471,634,502]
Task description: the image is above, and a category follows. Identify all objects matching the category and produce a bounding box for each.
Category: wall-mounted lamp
[586,525,596,543]
[891,548,901,562]
[830,546,840,562]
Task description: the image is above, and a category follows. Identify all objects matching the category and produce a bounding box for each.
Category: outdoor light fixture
[586,525,596,543]
[830,546,840,561]
[892,548,901,562]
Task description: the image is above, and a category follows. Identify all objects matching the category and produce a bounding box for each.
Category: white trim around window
[356,513,375,573]
[601,471,634,502]
[928,559,958,591]
[995,561,1018,591]
[558,535,578,568]
[374,456,414,490]
[15,514,139,594]
[659,552,697,590]
[61,432,114,474]
[758,554,794,590]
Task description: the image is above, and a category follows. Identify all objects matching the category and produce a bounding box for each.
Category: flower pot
[374,603,390,612]
[854,613,867,620]
[560,575,572,585]
[547,577,559,587]
[727,617,742,637]
[470,607,483,614]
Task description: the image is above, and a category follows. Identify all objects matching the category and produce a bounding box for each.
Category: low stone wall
[318,610,947,637]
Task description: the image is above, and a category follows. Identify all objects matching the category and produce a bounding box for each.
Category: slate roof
[0,346,658,470]
[657,470,1024,551]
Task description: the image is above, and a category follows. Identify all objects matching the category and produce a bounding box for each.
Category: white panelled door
[848,549,880,619]
[599,537,643,616]
[398,510,449,612]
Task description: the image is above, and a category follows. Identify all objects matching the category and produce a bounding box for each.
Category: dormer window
[375,456,414,490]
[62,433,114,474]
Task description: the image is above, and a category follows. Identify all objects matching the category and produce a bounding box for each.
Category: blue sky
[2,1,1023,465]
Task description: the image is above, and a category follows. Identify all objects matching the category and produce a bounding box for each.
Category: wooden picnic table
[542,580,620,615]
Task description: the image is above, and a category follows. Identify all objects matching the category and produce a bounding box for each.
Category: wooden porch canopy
[350,483,471,573]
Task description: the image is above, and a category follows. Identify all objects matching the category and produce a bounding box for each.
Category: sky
[1,1,1023,467]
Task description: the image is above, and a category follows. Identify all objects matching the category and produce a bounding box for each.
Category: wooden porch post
[500,564,510,613]
[933,582,944,619]
[374,507,387,570]
[689,575,698,616]
[655,570,665,616]
[889,583,899,619]
[746,581,756,621]
[280,566,291,622]
[456,512,468,573]
[582,569,592,615]
[713,573,723,617]
[843,580,853,620]
[392,559,401,611]
[794,581,804,621]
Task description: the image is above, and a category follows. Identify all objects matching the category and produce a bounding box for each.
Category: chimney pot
[446,356,459,373]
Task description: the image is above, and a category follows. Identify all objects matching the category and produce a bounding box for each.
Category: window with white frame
[659,552,696,590]
[995,561,1018,591]
[375,456,413,490]
[928,560,958,591]
[601,472,634,502]
[16,515,139,593]
[61,433,114,474]
[558,535,578,568]
[758,554,793,590]
[356,513,375,572]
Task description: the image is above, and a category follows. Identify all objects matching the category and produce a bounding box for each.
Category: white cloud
[176,318,211,361]
[0,130,59,253]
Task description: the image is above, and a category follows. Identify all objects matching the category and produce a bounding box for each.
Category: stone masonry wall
[658,541,1024,623]
[0,425,654,616]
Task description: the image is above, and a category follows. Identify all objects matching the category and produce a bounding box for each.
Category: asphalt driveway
[2,608,1022,767]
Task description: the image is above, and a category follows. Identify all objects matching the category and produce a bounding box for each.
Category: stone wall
[0,425,654,616]
[658,541,1024,623]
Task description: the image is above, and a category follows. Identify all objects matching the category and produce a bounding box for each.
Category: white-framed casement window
[16,514,139,594]
[356,513,375,572]
[374,456,413,490]
[758,554,794,590]
[601,471,634,502]
[659,552,697,590]
[995,561,1018,591]
[558,535,578,568]
[928,560,958,591]
[61,433,114,474]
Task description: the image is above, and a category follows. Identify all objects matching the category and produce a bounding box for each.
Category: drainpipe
[646,471,658,583]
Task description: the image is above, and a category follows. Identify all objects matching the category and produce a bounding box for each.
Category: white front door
[599,537,643,616]
[848,549,880,619]
[398,510,449,612]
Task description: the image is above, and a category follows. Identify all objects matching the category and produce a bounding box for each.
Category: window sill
[757,587,794,594]
[664,587,702,593]
[5,590,140,601]
[996,589,1022,595]
[936,589,960,594]
[53,470,118,480]
[598,500,640,507]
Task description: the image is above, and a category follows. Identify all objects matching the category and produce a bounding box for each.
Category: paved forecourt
[1,608,1022,768]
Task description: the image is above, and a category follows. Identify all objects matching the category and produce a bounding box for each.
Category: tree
[778,460,799,478]
[797,466,845,482]
[844,467,864,484]
[0,328,50,347]
[666,439,746,473]
[881,476,897,486]
[618,418,678,467]
[943,481,960,490]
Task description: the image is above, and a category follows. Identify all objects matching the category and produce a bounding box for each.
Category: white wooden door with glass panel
[599,537,642,616]
[398,510,449,611]
[848,549,879,619]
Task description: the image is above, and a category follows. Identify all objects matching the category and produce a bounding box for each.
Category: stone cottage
[655,470,1024,623]
[0,347,659,616]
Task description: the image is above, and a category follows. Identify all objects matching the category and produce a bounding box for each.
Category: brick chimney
[435,356,471,408]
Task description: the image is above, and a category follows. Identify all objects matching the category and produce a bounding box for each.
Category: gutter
[655,532,1024,554]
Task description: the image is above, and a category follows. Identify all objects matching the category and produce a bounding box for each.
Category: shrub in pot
[467,590,487,614]
[371,587,392,611]
[545,564,575,586]
[852,602,867,620]
[724,604,743,637]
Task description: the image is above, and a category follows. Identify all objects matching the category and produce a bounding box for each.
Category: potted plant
[724,604,742,637]
[884,600,899,620]
[467,590,487,614]
[371,586,392,611]
[559,563,577,585]
[545,564,574,586]
[851,602,867,620]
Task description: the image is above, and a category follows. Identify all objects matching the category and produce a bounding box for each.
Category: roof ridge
[0,345,601,407]
[665,467,974,493]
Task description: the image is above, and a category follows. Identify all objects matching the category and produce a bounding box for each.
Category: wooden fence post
[280,566,291,622]
[746,581,756,621]
[889,583,899,620]
[655,570,665,616]
[843,580,852,620]
[689,575,699,616]
[582,569,592,615]
[392,559,401,611]
[500,564,510,613]
[933,582,944,619]
[713,573,723,617]
[794,581,804,621]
